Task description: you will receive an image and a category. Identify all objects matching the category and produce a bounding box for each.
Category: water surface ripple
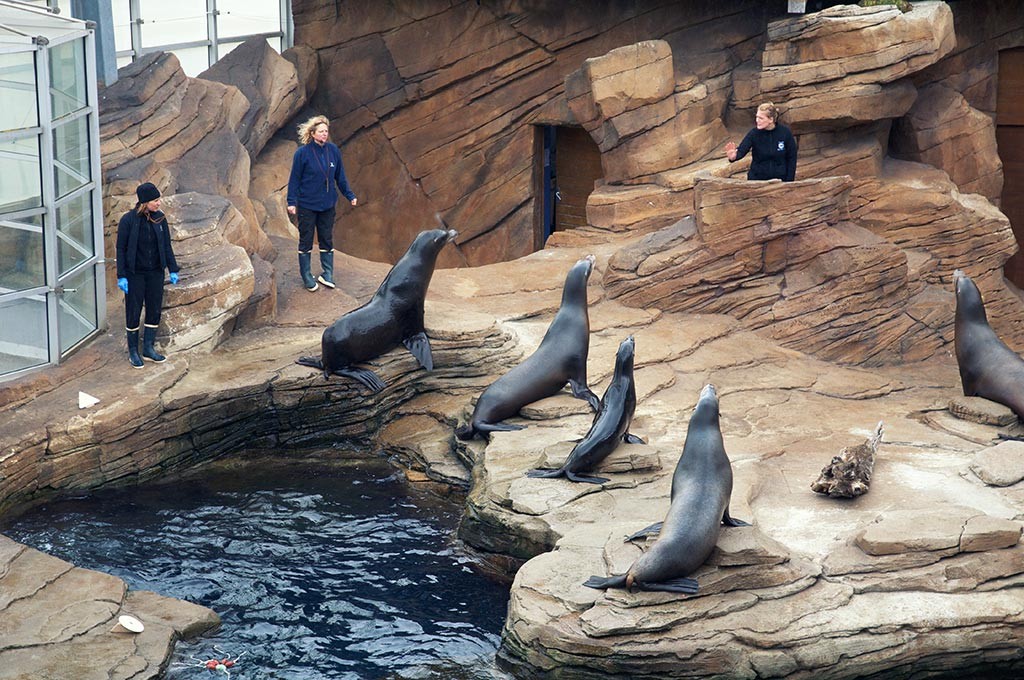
[3,458,510,679]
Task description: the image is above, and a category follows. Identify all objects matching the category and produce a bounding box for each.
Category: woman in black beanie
[115,182,181,368]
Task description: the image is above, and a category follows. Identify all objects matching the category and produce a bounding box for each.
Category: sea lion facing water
[585,384,748,594]
[296,228,457,391]
[455,255,601,440]
[954,269,1024,420]
[525,335,645,484]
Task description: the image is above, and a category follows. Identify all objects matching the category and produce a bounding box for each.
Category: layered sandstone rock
[601,175,950,366]
[565,40,728,184]
[891,82,1003,203]
[199,36,306,159]
[288,0,768,264]
[99,53,272,352]
[158,193,257,351]
[732,2,956,131]
[0,535,218,680]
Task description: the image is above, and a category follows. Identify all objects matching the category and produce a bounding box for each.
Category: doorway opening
[534,125,603,248]
[997,47,1024,288]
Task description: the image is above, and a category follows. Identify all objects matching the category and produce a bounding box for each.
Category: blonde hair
[297,115,330,145]
[757,102,780,124]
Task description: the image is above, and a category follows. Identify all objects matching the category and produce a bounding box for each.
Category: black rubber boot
[299,252,318,291]
[142,326,166,363]
[126,329,144,368]
[317,250,335,289]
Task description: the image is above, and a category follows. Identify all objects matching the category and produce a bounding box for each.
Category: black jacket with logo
[732,124,798,182]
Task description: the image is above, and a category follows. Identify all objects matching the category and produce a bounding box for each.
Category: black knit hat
[136,182,161,204]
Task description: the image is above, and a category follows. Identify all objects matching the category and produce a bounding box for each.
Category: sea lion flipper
[623,432,646,445]
[525,468,564,479]
[583,574,627,590]
[638,577,699,594]
[721,508,750,527]
[336,367,387,393]
[403,331,434,371]
[624,522,663,542]
[565,471,609,484]
[568,379,601,411]
[476,422,526,433]
[296,355,323,369]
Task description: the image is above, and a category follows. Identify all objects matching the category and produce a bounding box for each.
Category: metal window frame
[115,0,292,69]
[0,18,105,382]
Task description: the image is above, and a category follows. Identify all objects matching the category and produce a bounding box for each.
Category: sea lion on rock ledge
[953,269,1024,421]
[296,228,457,392]
[455,255,601,440]
[525,335,645,484]
[585,384,748,594]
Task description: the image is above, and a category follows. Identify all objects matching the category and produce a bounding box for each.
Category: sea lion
[525,335,645,484]
[455,255,601,440]
[296,228,457,392]
[585,384,748,594]
[954,269,1024,420]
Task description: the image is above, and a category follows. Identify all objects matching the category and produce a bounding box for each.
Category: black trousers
[297,207,336,252]
[124,269,165,329]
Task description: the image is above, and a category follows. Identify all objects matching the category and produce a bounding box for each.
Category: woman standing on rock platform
[287,114,358,292]
[115,182,180,369]
[725,102,798,182]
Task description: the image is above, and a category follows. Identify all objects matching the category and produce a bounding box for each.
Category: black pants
[124,269,165,329]
[297,207,336,252]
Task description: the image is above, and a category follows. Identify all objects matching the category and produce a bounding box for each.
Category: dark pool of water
[2,457,511,679]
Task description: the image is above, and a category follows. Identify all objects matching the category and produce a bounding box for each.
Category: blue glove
[117,277,128,293]
[169,272,179,285]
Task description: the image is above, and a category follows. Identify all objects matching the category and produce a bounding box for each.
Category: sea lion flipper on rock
[295,355,323,369]
[583,574,627,590]
[635,577,699,594]
[402,331,433,370]
[569,378,601,411]
[457,421,526,440]
[565,471,609,484]
[623,433,645,444]
[623,522,663,542]
[336,367,386,392]
[525,468,564,479]
[722,507,750,527]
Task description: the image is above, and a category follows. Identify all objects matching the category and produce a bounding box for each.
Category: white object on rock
[111,614,144,634]
[78,391,100,409]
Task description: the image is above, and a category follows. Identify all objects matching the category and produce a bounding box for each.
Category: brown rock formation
[0,535,218,680]
[602,175,944,366]
[199,36,306,159]
[891,82,1003,202]
[6,2,1024,678]
[159,193,257,351]
[289,0,768,264]
[733,3,955,131]
[566,39,728,183]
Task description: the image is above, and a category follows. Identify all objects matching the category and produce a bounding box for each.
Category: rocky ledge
[3,226,1024,679]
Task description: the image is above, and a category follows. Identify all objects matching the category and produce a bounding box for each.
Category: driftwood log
[811,422,883,498]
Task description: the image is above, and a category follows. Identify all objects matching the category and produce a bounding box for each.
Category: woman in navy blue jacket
[286,114,357,292]
[725,102,798,182]
[115,182,180,368]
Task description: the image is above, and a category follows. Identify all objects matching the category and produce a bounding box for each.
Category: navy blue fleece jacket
[287,141,356,212]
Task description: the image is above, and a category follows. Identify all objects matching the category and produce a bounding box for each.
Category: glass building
[23,0,292,77]
[0,1,104,381]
